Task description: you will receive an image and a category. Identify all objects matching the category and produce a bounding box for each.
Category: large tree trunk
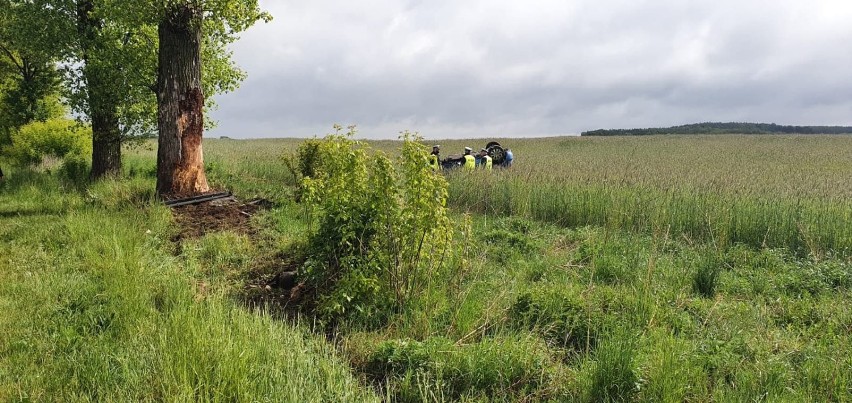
[156,4,209,197]
[89,101,121,178]
[77,0,122,179]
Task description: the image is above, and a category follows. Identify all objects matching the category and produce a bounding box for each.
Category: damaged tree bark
[156,4,209,197]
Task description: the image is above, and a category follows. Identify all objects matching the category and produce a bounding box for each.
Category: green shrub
[296,137,323,179]
[300,127,453,325]
[4,119,91,167]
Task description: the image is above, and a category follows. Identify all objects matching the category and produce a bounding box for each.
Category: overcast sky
[207,0,852,139]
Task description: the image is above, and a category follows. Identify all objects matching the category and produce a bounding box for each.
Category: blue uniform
[503,149,514,167]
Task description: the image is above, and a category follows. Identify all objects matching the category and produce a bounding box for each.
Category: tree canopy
[0,0,65,144]
[2,0,269,179]
[55,0,269,141]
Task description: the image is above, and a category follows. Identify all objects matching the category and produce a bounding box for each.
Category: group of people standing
[428,145,513,171]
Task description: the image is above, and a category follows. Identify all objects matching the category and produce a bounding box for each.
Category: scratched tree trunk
[156,4,209,197]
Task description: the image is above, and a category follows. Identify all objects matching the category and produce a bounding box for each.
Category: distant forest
[581,122,852,136]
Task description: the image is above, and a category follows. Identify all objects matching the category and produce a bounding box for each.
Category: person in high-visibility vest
[463,147,475,170]
[478,148,492,170]
[428,145,441,171]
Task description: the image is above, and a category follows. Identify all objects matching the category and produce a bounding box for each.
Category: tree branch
[0,41,24,72]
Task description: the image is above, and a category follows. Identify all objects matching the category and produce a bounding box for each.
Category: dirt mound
[170,196,268,241]
[169,195,308,313]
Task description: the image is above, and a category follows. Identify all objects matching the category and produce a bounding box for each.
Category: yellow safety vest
[428,154,440,170]
[483,156,492,170]
[463,154,475,170]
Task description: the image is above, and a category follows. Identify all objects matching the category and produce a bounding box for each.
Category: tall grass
[447,165,851,258]
[124,139,303,199]
[0,175,376,401]
[583,328,639,403]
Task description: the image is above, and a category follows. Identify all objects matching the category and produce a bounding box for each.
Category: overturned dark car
[441,141,508,170]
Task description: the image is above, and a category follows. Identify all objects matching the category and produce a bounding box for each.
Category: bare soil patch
[170,196,265,241]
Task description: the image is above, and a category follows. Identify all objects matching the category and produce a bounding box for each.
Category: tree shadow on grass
[0,207,67,219]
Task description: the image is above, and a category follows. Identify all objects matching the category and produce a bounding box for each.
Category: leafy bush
[296,138,323,179]
[300,127,452,325]
[4,119,91,167]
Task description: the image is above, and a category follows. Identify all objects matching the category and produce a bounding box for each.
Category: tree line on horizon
[581,122,852,136]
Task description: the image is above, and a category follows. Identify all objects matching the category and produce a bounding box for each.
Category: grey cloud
[208,0,852,139]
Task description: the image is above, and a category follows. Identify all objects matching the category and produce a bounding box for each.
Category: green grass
[335,213,852,401]
[4,134,851,401]
[0,173,376,402]
[448,171,851,256]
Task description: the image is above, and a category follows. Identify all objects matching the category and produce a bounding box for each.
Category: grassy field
[2,134,851,401]
[201,135,851,253]
[440,135,852,255]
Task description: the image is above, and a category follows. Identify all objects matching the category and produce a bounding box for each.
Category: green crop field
[2,134,851,401]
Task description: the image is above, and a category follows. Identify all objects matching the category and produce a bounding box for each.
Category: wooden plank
[164,192,232,208]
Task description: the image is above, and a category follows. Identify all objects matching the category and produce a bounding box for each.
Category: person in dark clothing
[429,145,441,171]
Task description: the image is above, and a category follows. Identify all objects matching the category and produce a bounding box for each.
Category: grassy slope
[0,170,376,402]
